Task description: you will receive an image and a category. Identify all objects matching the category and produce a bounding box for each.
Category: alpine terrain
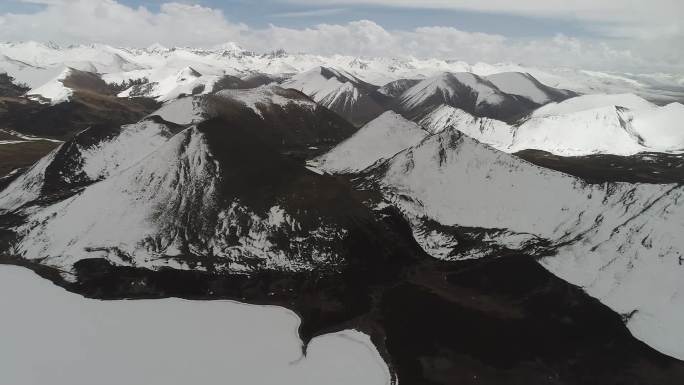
[1,40,684,385]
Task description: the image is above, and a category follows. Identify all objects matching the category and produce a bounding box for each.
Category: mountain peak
[314,110,427,173]
[176,66,202,81]
[146,42,168,53]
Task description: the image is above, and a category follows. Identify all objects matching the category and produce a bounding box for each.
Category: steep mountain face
[0,73,29,97]
[281,66,391,126]
[240,73,285,89]
[153,85,358,158]
[485,72,577,105]
[377,79,420,98]
[2,119,397,273]
[0,86,366,273]
[313,111,428,173]
[396,72,539,123]
[0,85,356,214]
[362,126,684,361]
[0,117,180,213]
[419,105,516,147]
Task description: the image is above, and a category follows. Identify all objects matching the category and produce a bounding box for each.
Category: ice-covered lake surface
[0,265,390,385]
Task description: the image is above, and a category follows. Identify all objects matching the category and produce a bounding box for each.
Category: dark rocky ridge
[516,149,684,184]
[378,79,421,98]
[206,87,358,159]
[0,89,159,141]
[0,73,29,97]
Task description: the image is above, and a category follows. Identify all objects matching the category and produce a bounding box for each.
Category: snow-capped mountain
[362,125,684,360]
[396,72,542,122]
[420,94,684,156]
[484,71,576,105]
[419,105,516,146]
[281,66,390,126]
[2,41,682,108]
[313,111,428,173]
[377,79,420,98]
[0,85,375,272]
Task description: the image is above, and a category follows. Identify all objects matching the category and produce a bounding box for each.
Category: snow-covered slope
[377,79,420,98]
[397,72,537,122]
[0,118,178,212]
[419,94,684,156]
[631,102,684,151]
[0,88,375,274]
[532,93,656,117]
[26,67,74,104]
[485,72,576,104]
[366,126,684,360]
[118,66,222,101]
[149,84,356,154]
[6,125,331,272]
[512,96,684,155]
[281,66,389,126]
[314,111,427,173]
[419,105,516,148]
[510,106,651,155]
[0,54,62,89]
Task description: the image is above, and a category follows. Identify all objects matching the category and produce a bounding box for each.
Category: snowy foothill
[0,265,391,385]
[419,93,684,156]
[25,67,74,104]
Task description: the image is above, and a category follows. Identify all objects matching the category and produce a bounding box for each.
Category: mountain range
[1,41,684,385]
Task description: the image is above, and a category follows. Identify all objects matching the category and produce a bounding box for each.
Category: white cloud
[271,8,346,18]
[0,0,681,73]
[280,0,684,39]
[241,22,656,72]
[2,0,247,47]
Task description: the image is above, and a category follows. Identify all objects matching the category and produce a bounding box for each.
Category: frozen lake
[0,265,390,385]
